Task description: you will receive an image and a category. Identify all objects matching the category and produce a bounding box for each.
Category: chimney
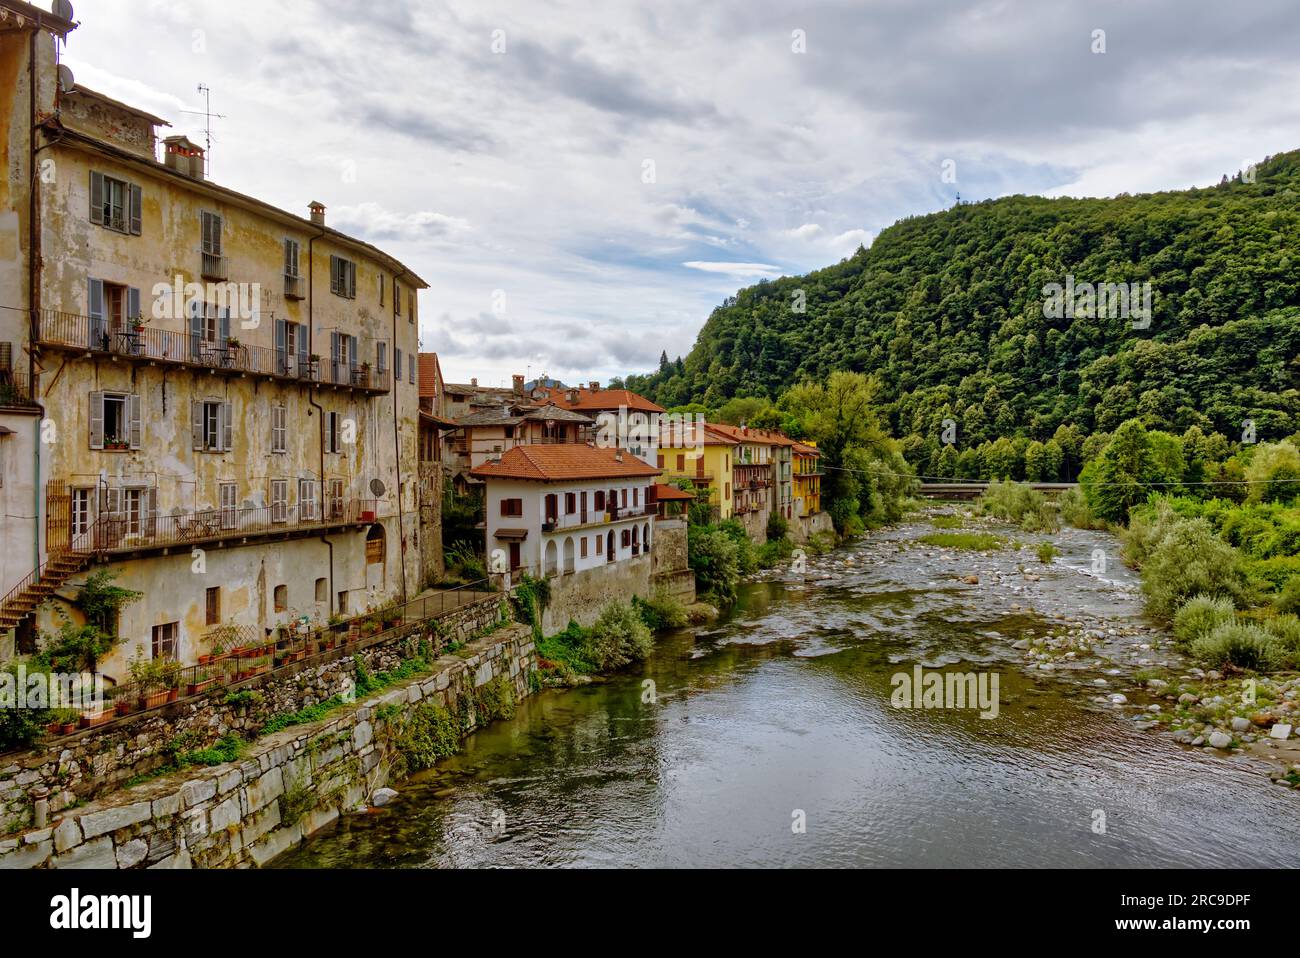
[614,451,623,463]
[163,136,205,180]
[309,201,326,227]
[470,377,478,387]
[589,381,599,391]
[567,388,579,403]
[512,374,524,396]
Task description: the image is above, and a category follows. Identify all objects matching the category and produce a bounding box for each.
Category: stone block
[209,796,240,832]
[0,839,52,869]
[116,838,148,869]
[52,836,114,869]
[245,767,284,813]
[180,778,217,807]
[79,800,152,839]
[53,816,82,854]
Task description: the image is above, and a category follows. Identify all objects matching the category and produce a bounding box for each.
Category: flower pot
[198,654,213,665]
[60,722,77,735]
[186,678,217,696]
[115,700,133,717]
[46,721,62,735]
[140,690,169,710]
[79,710,113,729]
[166,688,178,703]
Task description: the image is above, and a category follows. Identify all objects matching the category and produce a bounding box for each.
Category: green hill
[629,152,1300,461]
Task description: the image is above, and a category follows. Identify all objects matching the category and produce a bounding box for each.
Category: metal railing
[35,310,391,392]
[66,579,495,730]
[201,251,228,281]
[82,498,381,553]
[0,369,39,409]
[283,273,306,299]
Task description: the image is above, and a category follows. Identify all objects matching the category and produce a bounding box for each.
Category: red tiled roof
[471,444,661,482]
[539,385,665,414]
[659,423,737,446]
[704,423,797,446]
[653,483,696,501]
[792,442,820,456]
[418,353,443,398]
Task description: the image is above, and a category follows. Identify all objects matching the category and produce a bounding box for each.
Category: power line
[820,463,1300,488]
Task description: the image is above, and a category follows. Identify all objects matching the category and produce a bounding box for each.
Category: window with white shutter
[271,405,287,453]
[299,479,317,520]
[271,480,288,523]
[330,255,356,299]
[90,171,139,234]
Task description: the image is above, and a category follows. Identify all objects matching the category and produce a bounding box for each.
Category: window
[200,210,223,255]
[271,405,287,454]
[220,482,237,530]
[594,490,605,511]
[337,591,349,614]
[274,584,287,613]
[192,400,232,452]
[71,488,91,536]
[326,478,343,520]
[271,480,288,522]
[284,238,301,277]
[395,347,403,382]
[315,578,327,602]
[621,529,631,548]
[89,171,141,235]
[379,275,385,306]
[376,342,387,376]
[205,587,221,626]
[409,355,415,384]
[657,454,664,469]
[330,255,356,298]
[676,454,685,471]
[725,482,731,499]
[299,479,317,520]
[565,493,576,514]
[325,411,341,453]
[580,537,588,558]
[595,535,603,555]
[633,488,639,507]
[89,391,141,450]
[621,489,628,508]
[500,498,523,517]
[151,622,178,661]
[393,279,402,317]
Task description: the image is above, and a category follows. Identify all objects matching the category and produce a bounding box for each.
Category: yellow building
[0,3,427,678]
[793,442,823,517]
[657,423,736,520]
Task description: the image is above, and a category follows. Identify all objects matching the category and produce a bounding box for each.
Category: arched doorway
[544,539,558,577]
[606,529,615,563]
[365,524,386,591]
[563,536,575,574]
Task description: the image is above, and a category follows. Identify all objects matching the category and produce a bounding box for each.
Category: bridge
[917,482,1079,501]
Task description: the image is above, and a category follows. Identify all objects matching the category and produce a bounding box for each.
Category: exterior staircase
[0,551,93,631]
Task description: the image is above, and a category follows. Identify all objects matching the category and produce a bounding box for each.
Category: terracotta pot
[166,688,178,703]
[60,722,77,735]
[46,721,62,735]
[186,678,216,696]
[115,700,132,717]
[198,654,213,665]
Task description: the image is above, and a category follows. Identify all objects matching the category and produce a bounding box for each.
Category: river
[275,512,1300,868]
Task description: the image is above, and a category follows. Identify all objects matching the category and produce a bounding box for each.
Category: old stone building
[0,1,427,681]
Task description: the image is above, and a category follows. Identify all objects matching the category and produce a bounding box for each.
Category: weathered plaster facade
[0,12,431,682]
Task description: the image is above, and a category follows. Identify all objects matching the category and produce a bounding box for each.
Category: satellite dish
[369,478,386,497]
[52,0,74,21]
[57,64,75,94]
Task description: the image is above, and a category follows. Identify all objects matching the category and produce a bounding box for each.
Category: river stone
[1109,694,1127,705]
[1208,730,1232,749]
[371,788,398,807]
[1270,724,1292,740]
[1230,716,1252,733]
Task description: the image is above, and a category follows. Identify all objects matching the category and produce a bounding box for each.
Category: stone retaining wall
[651,518,695,604]
[792,511,834,544]
[0,622,536,869]
[0,593,507,836]
[541,553,653,634]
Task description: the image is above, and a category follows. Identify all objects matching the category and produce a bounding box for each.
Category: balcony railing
[284,273,306,300]
[0,368,39,409]
[35,310,390,392]
[79,498,380,554]
[201,251,228,281]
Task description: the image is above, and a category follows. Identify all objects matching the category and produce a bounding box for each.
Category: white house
[472,444,661,577]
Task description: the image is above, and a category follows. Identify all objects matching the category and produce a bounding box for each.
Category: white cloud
[682,261,783,278]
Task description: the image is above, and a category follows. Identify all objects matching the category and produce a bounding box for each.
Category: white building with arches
[472,444,660,580]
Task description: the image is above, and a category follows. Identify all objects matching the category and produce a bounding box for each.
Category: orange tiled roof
[471,444,661,482]
[659,423,737,446]
[704,423,795,446]
[418,353,443,399]
[539,385,665,414]
[653,483,696,501]
[792,442,820,456]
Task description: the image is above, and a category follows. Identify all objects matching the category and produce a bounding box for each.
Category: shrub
[1138,518,1253,620]
[1190,621,1286,672]
[1036,542,1059,563]
[1120,500,1183,568]
[582,602,654,671]
[396,702,461,774]
[1261,614,1300,662]
[1080,419,1185,523]
[1171,594,1236,647]
[978,481,1058,532]
[930,514,964,529]
[689,526,741,604]
[806,530,837,555]
[1244,440,1300,504]
[1274,577,1300,615]
[633,590,689,631]
[757,537,794,569]
[1058,487,1101,529]
[766,512,789,542]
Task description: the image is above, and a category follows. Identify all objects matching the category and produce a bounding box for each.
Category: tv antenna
[180,83,226,177]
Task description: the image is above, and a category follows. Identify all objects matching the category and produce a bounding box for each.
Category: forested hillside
[629,152,1300,464]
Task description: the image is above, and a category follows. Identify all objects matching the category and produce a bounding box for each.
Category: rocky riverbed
[751,505,1300,791]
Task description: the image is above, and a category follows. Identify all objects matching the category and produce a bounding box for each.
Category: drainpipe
[28,30,41,585]
[306,224,328,611]
[391,268,410,603]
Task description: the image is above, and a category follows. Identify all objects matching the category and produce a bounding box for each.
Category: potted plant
[186,668,217,696]
[114,696,134,717]
[49,709,79,735]
[129,654,173,710]
[130,314,147,332]
[226,336,241,349]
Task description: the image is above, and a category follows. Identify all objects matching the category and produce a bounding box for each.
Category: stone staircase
[0,551,93,630]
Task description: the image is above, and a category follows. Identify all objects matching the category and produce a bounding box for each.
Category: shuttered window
[284,238,300,277]
[89,171,141,235]
[409,355,415,384]
[376,342,387,375]
[271,405,287,453]
[192,400,233,452]
[330,255,356,298]
[270,480,288,523]
[299,479,317,520]
[89,391,140,450]
[201,210,223,255]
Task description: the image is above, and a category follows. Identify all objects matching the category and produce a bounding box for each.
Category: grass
[930,514,965,529]
[918,531,1005,551]
[1036,542,1060,563]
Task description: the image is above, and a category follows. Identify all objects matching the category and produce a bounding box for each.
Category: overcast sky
[57,0,1300,388]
